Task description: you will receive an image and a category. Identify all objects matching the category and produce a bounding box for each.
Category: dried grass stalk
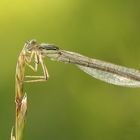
[11,46,28,140]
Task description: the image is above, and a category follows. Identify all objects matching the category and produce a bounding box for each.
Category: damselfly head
[24,39,38,52]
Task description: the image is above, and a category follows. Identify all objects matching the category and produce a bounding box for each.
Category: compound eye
[30,39,37,45]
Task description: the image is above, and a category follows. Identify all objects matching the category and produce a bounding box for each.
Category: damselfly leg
[25,51,49,83]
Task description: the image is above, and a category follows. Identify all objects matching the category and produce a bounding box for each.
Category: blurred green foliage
[0,0,140,140]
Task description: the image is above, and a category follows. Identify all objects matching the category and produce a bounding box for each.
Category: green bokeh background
[1,0,140,139]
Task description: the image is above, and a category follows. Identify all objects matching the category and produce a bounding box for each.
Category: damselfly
[23,39,140,87]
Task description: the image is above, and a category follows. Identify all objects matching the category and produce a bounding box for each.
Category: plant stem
[15,48,27,140]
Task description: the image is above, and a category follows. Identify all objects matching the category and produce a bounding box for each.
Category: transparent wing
[77,65,140,87]
[42,48,140,87]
